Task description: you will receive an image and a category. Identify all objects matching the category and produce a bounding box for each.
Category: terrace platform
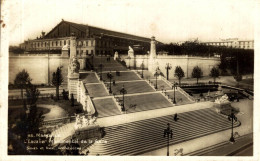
[106,80,155,95]
[92,98,121,118]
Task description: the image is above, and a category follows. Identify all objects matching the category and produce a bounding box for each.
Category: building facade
[201,38,254,50]
[20,20,152,55]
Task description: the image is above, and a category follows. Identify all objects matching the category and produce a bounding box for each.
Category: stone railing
[177,87,195,102]
[77,81,95,115]
[42,116,76,127]
[179,82,221,87]
[161,76,175,89]
[112,95,123,114]
[85,95,96,115]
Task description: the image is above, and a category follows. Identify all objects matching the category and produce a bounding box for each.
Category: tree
[14,69,31,100]
[71,93,74,107]
[24,84,41,134]
[210,67,220,84]
[11,84,59,155]
[219,54,228,75]
[174,66,185,85]
[52,67,63,100]
[233,74,242,87]
[192,66,203,84]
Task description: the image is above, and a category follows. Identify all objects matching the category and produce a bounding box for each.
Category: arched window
[56,41,58,46]
[64,40,66,45]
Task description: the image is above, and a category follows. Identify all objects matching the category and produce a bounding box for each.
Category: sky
[6,0,257,45]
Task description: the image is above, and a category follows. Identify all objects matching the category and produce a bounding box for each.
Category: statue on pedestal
[70,56,80,74]
[74,114,97,130]
[214,94,229,104]
[128,46,134,57]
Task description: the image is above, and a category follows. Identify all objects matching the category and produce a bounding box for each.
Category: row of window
[77,40,94,47]
[30,38,146,49]
[206,41,253,46]
[76,49,112,55]
[31,40,70,48]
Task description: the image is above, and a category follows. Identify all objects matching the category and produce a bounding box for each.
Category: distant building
[201,38,254,50]
[20,19,154,55]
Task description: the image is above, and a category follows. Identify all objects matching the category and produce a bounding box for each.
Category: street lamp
[154,67,161,89]
[228,108,237,143]
[163,123,173,156]
[140,60,145,78]
[120,85,127,112]
[165,63,172,80]
[99,64,104,80]
[47,41,50,85]
[173,82,176,104]
[107,71,113,93]
[91,54,94,70]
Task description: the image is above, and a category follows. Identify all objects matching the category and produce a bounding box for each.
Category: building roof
[44,20,151,42]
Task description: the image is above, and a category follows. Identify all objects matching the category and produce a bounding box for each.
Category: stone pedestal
[68,73,79,99]
[128,46,134,58]
[61,44,69,57]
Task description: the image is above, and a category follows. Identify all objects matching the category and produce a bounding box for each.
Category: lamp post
[47,41,50,85]
[154,67,161,89]
[228,108,237,143]
[107,71,113,93]
[173,82,176,104]
[140,60,145,78]
[165,63,172,80]
[120,85,127,112]
[99,64,104,80]
[91,54,94,70]
[163,123,173,156]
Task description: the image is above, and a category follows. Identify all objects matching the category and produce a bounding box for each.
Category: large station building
[20,19,152,55]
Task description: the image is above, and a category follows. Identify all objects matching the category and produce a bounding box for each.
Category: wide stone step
[86,108,240,155]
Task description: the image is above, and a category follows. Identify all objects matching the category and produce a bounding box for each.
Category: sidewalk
[201,133,253,156]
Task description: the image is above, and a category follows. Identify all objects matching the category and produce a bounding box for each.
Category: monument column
[70,33,77,58]
[148,36,157,72]
[68,33,80,99]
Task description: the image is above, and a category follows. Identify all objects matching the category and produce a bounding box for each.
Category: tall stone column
[150,36,156,59]
[70,34,77,58]
[68,33,80,99]
[148,36,157,72]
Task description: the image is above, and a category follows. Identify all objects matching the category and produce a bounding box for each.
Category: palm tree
[14,69,31,100]
[174,66,185,85]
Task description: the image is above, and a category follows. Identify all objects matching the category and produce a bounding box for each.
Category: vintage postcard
[0,0,259,160]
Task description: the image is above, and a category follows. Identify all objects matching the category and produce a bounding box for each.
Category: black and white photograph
[0,0,259,160]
